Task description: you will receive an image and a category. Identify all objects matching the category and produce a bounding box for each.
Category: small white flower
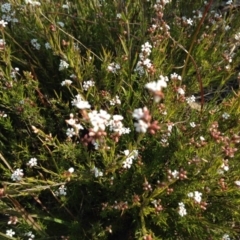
[141,42,152,55]
[59,60,69,71]
[234,32,240,41]
[190,122,196,128]
[45,42,51,50]
[134,119,149,133]
[25,0,41,6]
[171,170,179,179]
[83,79,95,91]
[187,18,193,25]
[186,95,196,104]
[25,231,35,239]
[66,128,75,137]
[6,229,15,237]
[177,87,185,95]
[178,202,187,217]
[11,168,24,181]
[27,158,37,167]
[92,167,103,177]
[194,191,202,203]
[68,167,74,173]
[56,185,67,196]
[222,233,231,240]
[200,136,205,141]
[187,192,194,198]
[170,72,182,80]
[0,19,8,27]
[31,39,41,50]
[57,21,65,27]
[222,112,230,120]
[107,62,120,74]
[116,13,122,19]
[132,108,144,120]
[235,180,240,187]
[1,3,11,13]
[61,79,72,86]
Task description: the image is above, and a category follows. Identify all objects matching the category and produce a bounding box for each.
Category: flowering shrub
[1,0,240,239]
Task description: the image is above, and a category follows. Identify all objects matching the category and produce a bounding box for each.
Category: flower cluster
[83,79,95,91]
[107,62,120,74]
[1,3,18,23]
[109,95,121,105]
[132,106,160,134]
[59,59,69,71]
[122,149,138,169]
[11,168,24,181]
[71,94,91,109]
[61,79,72,86]
[92,167,103,178]
[178,202,187,217]
[134,42,154,76]
[145,75,168,102]
[27,157,37,167]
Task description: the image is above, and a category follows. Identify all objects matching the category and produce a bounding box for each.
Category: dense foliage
[0,0,240,239]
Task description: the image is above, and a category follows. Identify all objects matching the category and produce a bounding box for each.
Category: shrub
[1,0,240,239]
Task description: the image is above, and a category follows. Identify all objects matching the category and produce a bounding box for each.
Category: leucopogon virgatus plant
[0,0,240,239]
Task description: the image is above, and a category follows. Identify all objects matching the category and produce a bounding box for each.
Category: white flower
[171,170,179,179]
[222,112,230,120]
[110,95,121,105]
[132,108,144,120]
[187,18,193,25]
[222,234,231,240]
[178,202,187,217]
[68,167,74,173]
[1,3,11,13]
[61,79,72,86]
[186,95,196,104]
[234,180,240,187]
[66,128,75,137]
[62,4,69,9]
[6,229,15,237]
[122,149,138,169]
[71,94,91,109]
[107,62,120,74]
[45,42,51,50]
[194,191,202,203]
[177,87,185,95]
[92,167,103,177]
[0,19,8,27]
[83,80,95,91]
[200,136,205,141]
[25,231,35,239]
[88,109,111,132]
[141,42,152,55]
[134,119,149,133]
[170,72,182,80]
[55,185,67,196]
[59,60,69,71]
[116,13,122,19]
[190,122,196,128]
[188,191,202,203]
[25,0,41,6]
[11,168,24,181]
[57,21,65,27]
[27,158,37,167]
[187,192,194,198]
[145,78,167,92]
[234,32,240,41]
[31,39,41,50]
